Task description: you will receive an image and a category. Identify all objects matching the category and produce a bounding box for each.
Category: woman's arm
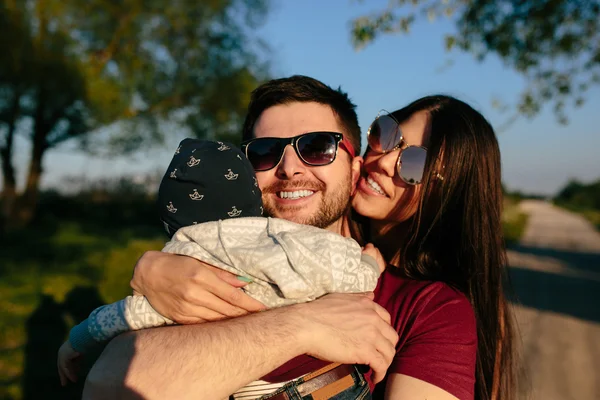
[385,374,460,400]
[83,293,399,400]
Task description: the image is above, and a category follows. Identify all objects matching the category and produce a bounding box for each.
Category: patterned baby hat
[158,138,263,237]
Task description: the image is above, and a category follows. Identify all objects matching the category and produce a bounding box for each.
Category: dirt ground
[508,200,600,400]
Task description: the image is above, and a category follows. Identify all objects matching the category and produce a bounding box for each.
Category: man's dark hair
[241,75,361,154]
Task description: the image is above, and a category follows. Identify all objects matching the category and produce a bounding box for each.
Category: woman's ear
[350,156,363,196]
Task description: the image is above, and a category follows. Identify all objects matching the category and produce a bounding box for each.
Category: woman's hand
[130,251,267,324]
[293,293,399,384]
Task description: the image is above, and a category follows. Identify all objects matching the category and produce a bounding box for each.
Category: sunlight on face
[353,110,431,224]
[253,102,356,233]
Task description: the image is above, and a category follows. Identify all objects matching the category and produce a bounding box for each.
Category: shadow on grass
[21,295,66,400]
[19,287,106,400]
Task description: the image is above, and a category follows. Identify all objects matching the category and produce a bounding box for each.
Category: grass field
[0,195,164,400]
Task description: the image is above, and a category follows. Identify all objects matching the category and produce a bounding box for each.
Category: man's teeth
[278,190,314,199]
[367,176,385,195]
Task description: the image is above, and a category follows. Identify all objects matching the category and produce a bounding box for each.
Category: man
[83,76,398,399]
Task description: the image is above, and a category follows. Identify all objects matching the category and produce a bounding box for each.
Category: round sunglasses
[241,131,356,172]
[367,113,436,185]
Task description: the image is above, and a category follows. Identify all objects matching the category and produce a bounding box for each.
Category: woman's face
[352,110,431,224]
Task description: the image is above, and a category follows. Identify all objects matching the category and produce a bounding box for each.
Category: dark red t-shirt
[262,267,477,400]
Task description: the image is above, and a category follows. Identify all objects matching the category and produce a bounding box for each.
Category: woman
[350,95,517,399]
[128,95,517,399]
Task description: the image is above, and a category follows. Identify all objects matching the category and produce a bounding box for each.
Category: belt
[266,363,357,400]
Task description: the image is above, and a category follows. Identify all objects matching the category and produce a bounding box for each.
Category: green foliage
[1,0,270,146]
[502,210,528,245]
[554,179,600,230]
[555,179,600,210]
[0,0,271,228]
[351,0,600,124]
[502,197,529,245]
[0,192,165,399]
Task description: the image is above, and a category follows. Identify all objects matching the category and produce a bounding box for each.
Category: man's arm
[83,294,399,400]
[84,306,302,400]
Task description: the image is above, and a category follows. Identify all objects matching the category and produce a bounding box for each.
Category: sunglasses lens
[245,139,283,171]
[368,115,402,152]
[297,132,337,165]
[398,146,427,184]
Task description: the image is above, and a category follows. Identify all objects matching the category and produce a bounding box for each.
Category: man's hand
[131,251,266,324]
[294,293,399,384]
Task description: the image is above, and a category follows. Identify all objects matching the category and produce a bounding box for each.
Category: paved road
[519,200,600,253]
[508,200,600,400]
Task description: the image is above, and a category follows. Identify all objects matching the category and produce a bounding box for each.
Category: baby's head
[158,139,263,238]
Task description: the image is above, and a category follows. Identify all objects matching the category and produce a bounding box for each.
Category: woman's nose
[376,150,400,178]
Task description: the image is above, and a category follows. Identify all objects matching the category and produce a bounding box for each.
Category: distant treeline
[502,185,547,202]
[31,175,163,237]
[503,179,600,211]
[554,179,600,211]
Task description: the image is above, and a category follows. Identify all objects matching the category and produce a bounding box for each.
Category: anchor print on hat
[227,206,242,217]
[187,155,201,167]
[189,189,204,201]
[224,169,238,180]
[217,142,231,151]
[166,202,177,213]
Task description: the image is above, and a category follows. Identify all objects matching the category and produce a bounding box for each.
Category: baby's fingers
[58,366,67,386]
[65,364,78,383]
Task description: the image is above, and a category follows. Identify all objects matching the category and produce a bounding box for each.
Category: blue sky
[13,0,600,195]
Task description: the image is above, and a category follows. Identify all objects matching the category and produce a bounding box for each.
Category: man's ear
[350,156,363,196]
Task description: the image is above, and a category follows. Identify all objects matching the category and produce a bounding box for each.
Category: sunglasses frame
[367,111,442,185]
[241,131,355,172]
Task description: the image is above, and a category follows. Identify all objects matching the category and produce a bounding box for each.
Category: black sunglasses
[241,131,355,172]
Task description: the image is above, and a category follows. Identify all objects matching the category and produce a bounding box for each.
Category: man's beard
[261,172,353,229]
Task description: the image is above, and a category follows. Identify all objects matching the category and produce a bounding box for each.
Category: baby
[57,138,384,386]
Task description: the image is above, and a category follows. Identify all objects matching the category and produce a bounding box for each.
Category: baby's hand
[362,243,386,273]
[57,340,83,386]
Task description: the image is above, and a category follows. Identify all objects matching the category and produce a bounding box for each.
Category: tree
[555,179,600,210]
[351,0,600,124]
[0,0,270,229]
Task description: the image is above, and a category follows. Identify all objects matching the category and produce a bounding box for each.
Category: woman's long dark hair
[352,95,518,400]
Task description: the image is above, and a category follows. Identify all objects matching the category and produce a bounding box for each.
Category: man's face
[252,102,361,233]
